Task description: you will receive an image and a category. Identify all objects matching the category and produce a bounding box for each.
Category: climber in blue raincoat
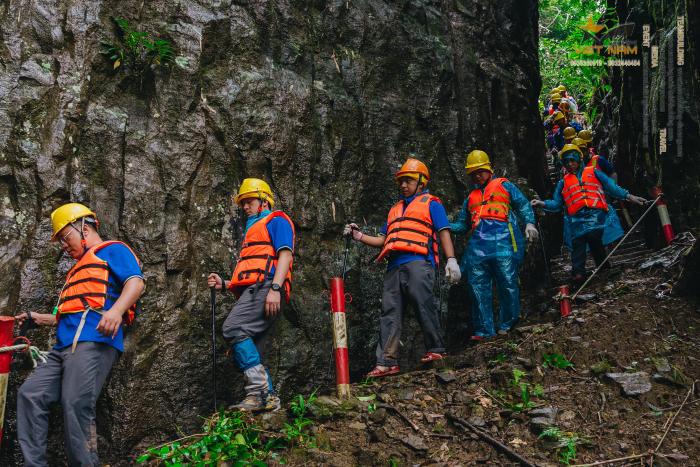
[531,145,647,285]
[451,150,539,342]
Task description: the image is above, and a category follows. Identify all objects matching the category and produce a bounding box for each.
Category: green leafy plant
[360,376,375,386]
[543,353,574,369]
[490,352,507,364]
[136,409,285,465]
[282,389,318,448]
[507,369,538,411]
[538,426,589,465]
[100,17,174,74]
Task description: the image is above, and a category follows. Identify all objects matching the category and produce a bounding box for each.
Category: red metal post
[0,316,15,446]
[558,286,571,317]
[652,187,674,245]
[330,278,350,398]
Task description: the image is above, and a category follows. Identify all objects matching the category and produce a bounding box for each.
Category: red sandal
[421,352,447,363]
[366,365,399,378]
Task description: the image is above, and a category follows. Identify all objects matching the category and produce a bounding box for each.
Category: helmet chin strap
[80,217,87,250]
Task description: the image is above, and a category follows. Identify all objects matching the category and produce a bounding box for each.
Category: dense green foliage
[538,0,613,114]
[136,391,320,466]
[136,409,285,466]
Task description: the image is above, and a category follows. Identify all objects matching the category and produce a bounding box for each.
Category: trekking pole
[571,195,661,301]
[342,234,351,281]
[535,215,552,286]
[209,278,218,412]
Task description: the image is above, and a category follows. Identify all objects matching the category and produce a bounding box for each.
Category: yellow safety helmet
[563,127,577,141]
[557,85,566,93]
[465,150,493,175]
[578,129,593,143]
[559,144,583,161]
[51,203,97,242]
[396,158,430,185]
[234,178,275,208]
[550,93,562,104]
[550,87,559,95]
[572,137,587,149]
[552,111,565,122]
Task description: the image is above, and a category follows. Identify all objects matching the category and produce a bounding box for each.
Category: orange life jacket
[377,194,440,264]
[562,166,608,215]
[229,211,295,301]
[467,178,511,229]
[57,240,141,324]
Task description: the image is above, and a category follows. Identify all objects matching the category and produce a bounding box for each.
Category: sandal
[366,365,399,378]
[421,352,447,363]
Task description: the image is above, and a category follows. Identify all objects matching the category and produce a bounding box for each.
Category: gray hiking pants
[222,279,280,396]
[17,342,119,467]
[376,260,445,366]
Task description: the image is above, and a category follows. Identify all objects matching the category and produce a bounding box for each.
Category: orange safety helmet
[396,158,430,185]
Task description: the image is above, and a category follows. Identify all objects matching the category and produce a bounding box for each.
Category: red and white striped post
[0,316,15,447]
[652,187,674,245]
[329,278,351,398]
[558,286,572,317]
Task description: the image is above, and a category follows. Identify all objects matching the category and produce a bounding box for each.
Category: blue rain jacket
[544,168,628,249]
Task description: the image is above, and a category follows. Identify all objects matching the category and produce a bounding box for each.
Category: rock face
[593,0,700,244]
[0,0,543,463]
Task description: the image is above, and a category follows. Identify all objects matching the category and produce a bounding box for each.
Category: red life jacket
[57,240,141,325]
[377,194,440,264]
[229,211,294,301]
[587,153,600,168]
[562,166,608,215]
[467,178,511,228]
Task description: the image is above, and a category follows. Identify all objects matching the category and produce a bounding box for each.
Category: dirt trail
[263,235,699,466]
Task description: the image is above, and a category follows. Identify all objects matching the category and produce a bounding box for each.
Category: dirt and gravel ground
[258,236,700,466]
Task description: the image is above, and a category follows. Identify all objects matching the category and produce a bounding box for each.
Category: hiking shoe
[264,394,281,412]
[366,365,399,378]
[497,329,508,336]
[233,394,265,412]
[469,335,484,343]
[421,352,447,363]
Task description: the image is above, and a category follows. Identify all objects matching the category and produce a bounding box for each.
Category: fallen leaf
[476,396,493,408]
[509,438,527,447]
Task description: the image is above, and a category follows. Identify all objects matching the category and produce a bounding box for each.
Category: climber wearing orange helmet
[344,158,458,378]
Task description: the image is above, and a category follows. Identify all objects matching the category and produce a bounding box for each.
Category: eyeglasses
[58,228,76,245]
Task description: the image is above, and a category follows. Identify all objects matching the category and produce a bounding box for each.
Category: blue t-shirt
[242,211,294,277]
[380,191,450,270]
[55,243,143,353]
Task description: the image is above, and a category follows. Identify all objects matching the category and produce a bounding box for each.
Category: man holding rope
[531,144,647,285]
[15,203,144,466]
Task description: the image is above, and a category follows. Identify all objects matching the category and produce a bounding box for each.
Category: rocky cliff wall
[0,0,543,462]
[593,0,699,245]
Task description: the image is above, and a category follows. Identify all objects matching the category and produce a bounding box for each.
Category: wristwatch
[271,283,282,292]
